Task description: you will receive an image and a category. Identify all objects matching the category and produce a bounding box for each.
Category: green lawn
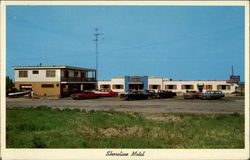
[7,106,244,148]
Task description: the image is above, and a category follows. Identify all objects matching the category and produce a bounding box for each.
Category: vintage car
[183,91,201,99]
[156,90,176,98]
[71,92,98,100]
[120,90,155,100]
[93,89,118,97]
[199,90,225,100]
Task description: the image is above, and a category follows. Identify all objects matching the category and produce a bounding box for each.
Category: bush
[231,112,240,117]
[32,136,47,148]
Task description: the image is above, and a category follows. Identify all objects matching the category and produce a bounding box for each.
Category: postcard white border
[1,1,249,160]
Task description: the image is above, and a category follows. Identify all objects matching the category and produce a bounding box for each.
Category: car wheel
[147,96,153,100]
[78,97,83,100]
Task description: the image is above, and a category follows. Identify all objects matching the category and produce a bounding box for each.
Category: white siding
[111,78,125,84]
[98,78,125,93]
[163,80,238,94]
[97,78,238,94]
[111,78,125,92]
[148,78,164,90]
[15,69,61,82]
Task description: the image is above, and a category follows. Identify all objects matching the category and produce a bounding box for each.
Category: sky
[6,5,245,81]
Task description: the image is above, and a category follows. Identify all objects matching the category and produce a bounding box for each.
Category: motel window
[32,70,39,74]
[113,85,124,89]
[149,85,160,90]
[166,85,177,90]
[81,72,85,78]
[64,71,69,78]
[100,85,111,89]
[217,85,230,90]
[181,85,194,90]
[46,70,56,77]
[41,84,54,88]
[19,71,28,78]
[206,85,213,90]
[74,71,78,77]
[221,85,227,90]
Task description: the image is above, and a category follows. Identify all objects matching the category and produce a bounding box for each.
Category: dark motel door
[128,83,144,91]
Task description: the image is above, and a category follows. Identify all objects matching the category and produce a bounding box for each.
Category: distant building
[227,66,240,84]
[13,66,96,97]
[98,76,239,94]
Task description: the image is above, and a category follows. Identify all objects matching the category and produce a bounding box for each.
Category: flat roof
[99,76,227,82]
[13,66,96,71]
[98,80,111,82]
[111,77,124,79]
[164,80,227,82]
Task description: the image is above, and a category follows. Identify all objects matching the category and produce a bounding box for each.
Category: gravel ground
[6,96,244,114]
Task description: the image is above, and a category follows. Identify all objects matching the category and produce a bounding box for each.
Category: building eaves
[13,65,96,71]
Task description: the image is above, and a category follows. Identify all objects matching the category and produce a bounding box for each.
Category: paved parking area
[6,96,244,114]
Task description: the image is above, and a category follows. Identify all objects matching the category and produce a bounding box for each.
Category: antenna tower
[93,28,102,81]
[232,65,234,76]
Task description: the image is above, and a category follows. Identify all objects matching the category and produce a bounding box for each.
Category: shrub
[231,112,240,117]
[32,136,47,148]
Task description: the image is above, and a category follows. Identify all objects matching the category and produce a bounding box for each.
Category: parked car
[93,89,118,97]
[156,90,176,98]
[71,92,98,100]
[199,90,224,100]
[183,91,201,99]
[120,90,155,100]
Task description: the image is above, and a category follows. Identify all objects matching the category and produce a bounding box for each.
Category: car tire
[78,97,83,100]
[148,96,153,100]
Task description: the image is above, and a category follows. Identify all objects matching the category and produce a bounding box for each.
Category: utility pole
[93,28,102,82]
[231,65,234,76]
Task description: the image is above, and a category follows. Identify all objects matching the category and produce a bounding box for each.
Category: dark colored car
[199,90,225,100]
[156,90,176,98]
[183,91,201,99]
[71,92,98,100]
[120,90,155,100]
[93,89,118,97]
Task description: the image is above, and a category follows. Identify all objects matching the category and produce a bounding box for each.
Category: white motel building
[98,76,239,94]
[13,66,240,97]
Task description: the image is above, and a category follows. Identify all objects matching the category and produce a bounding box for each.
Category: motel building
[98,76,239,95]
[13,66,97,97]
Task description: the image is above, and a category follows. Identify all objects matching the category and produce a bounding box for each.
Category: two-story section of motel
[13,66,96,97]
[98,76,239,94]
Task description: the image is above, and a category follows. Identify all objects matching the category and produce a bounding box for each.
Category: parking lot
[6,96,244,114]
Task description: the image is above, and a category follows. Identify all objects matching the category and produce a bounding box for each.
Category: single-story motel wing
[98,76,238,94]
[13,66,239,97]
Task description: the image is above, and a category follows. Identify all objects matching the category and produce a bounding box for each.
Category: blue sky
[6,5,245,81]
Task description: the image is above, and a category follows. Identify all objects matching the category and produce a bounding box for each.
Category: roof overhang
[61,82,96,84]
[128,82,144,84]
[13,66,96,71]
